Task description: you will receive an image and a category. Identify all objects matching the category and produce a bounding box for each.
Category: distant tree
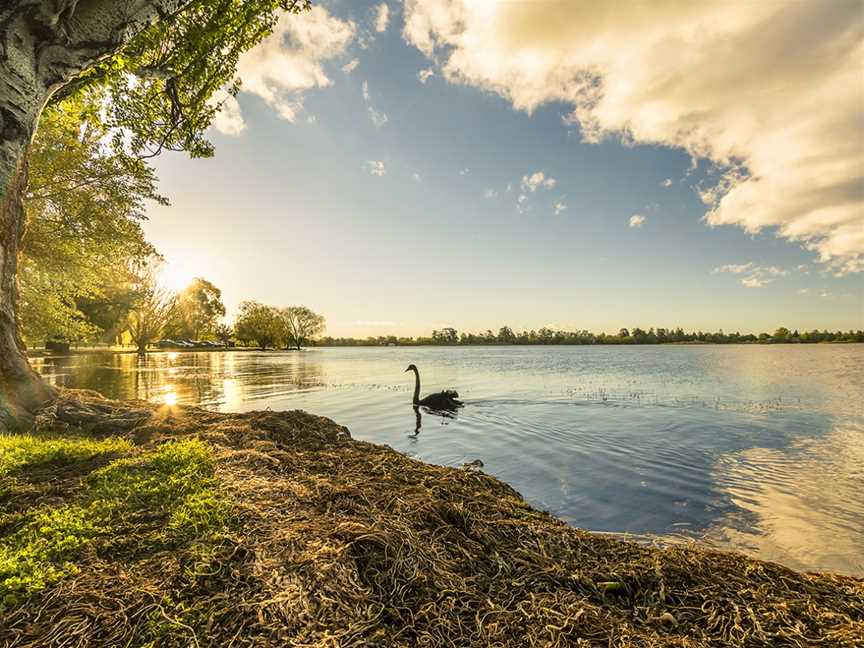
[281,306,326,349]
[234,302,284,350]
[214,323,234,346]
[497,326,517,344]
[126,262,176,355]
[773,327,791,341]
[167,278,226,340]
[439,327,458,344]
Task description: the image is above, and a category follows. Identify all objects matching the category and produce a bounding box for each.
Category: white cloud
[661,178,673,188]
[362,80,389,127]
[629,214,646,228]
[210,92,246,136]
[341,58,359,73]
[553,199,567,216]
[233,6,355,123]
[712,262,754,275]
[413,172,422,183]
[459,168,470,176]
[368,106,388,127]
[374,3,390,33]
[306,114,317,125]
[516,193,528,213]
[713,262,791,288]
[797,288,810,294]
[417,67,436,83]
[741,277,768,288]
[521,171,556,192]
[402,1,864,273]
[484,188,498,199]
[365,160,386,176]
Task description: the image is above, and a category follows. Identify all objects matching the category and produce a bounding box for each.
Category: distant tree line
[316,326,864,347]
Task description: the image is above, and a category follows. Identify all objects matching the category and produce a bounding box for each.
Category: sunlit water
[31,345,864,576]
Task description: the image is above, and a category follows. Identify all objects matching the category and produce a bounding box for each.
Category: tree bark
[0,153,53,432]
[0,0,191,431]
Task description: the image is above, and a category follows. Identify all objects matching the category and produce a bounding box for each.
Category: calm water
[31,345,864,576]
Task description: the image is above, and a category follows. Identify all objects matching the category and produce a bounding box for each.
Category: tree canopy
[19,91,163,344]
[58,0,311,159]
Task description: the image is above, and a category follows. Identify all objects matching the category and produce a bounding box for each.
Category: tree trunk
[0,0,190,431]
[0,153,54,432]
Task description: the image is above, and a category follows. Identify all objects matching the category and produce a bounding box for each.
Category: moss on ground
[0,391,862,647]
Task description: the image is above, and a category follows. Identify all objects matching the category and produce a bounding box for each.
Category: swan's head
[405,364,418,373]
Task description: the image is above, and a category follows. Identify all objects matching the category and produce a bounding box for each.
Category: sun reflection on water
[163,387,178,406]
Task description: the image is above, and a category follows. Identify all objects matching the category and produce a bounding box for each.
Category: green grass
[0,437,231,609]
[0,434,133,477]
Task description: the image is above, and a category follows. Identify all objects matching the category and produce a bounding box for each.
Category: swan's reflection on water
[409,404,459,437]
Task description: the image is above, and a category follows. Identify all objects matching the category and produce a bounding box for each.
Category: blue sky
[146,1,863,337]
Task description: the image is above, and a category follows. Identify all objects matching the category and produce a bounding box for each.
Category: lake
[31,345,864,576]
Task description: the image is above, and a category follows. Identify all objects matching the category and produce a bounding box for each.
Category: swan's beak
[404,367,410,372]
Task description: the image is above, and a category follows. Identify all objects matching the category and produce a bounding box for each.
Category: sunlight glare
[158,262,195,292]
[162,385,178,407]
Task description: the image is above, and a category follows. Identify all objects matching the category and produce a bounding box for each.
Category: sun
[158,262,195,292]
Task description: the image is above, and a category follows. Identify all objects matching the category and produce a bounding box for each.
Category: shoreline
[26,339,864,358]
[1,391,861,646]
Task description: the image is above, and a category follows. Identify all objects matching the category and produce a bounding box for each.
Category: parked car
[45,339,70,353]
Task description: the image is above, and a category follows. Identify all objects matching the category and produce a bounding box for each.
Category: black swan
[405,364,463,411]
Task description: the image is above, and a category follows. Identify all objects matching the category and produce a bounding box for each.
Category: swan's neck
[411,368,420,404]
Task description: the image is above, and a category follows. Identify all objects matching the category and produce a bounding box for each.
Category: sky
[145,0,864,338]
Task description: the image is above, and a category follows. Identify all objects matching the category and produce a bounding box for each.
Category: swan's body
[405,364,463,411]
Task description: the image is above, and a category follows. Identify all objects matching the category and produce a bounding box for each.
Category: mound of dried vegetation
[1,390,862,647]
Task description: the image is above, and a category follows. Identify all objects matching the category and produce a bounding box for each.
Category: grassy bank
[1,392,861,647]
